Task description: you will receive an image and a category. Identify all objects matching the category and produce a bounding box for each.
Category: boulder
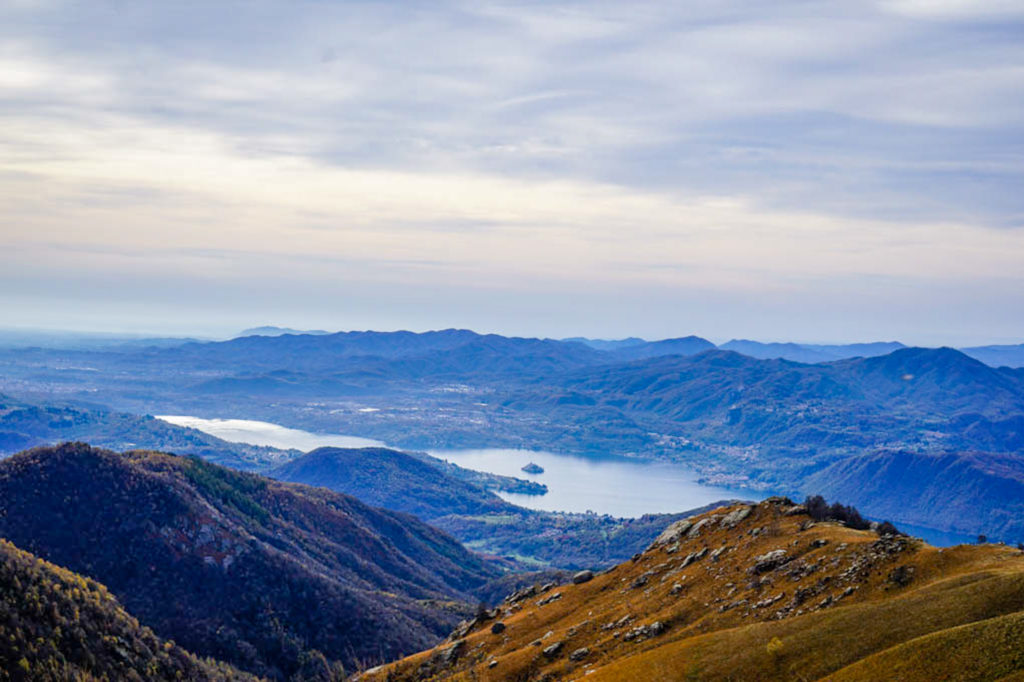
[652,519,693,547]
[572,569,594,584]
[749,549,790,575]
[719,506,752,528]
[542,641,564,658]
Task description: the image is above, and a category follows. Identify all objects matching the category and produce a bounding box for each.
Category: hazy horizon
[2,1,1022,346]
[0,321,1016,349]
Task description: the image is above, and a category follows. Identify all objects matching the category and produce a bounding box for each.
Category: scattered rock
[681,547,708,568]
[440,640,464,666]
[602,615,633,631]
[488,659,498,669]
[720,506,752,528]
[652,519,694,547]
[537,592,562,606]
[542,641,564,658]
[753,592,785,609]
[505,585,537,604]
[688,517,719,538]
[623,621,666,642]
[888,565,915,587]
[449,618,477,640]
[750,549,790,575]
[573,570,594,584]
[569,647,590,662]
[491,622,506,635]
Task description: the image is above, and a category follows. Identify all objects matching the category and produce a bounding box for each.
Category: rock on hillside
[0,443,501,680]
[365,498,1024,681]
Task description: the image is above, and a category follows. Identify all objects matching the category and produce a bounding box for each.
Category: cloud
[0,0,1022,341]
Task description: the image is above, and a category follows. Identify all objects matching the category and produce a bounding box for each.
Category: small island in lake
[521,462,544,474]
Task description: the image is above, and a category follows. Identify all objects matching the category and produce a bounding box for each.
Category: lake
[157,415,385,451]
[156,415,755,518]
[430,447,756,518]
[155,415,979,545]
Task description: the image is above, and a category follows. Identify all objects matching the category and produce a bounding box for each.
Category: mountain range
[0,443,502,679]
[1,330,1023,542]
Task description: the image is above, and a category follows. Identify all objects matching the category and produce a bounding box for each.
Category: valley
[2,329,1022,544]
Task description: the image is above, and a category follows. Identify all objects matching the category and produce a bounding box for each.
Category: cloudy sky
[1,0,1023,344]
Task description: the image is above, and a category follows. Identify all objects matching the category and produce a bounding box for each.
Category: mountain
[803,450,1024,540]
[562,337,647,351]
[509,347,1024,538]
[368,498,1024,681]
[237,326,331,337]
[962,343,1024,369]
[0,393,292,470]
[607,335,717,361]
[721,339,906,363]
[0,443,500,679]
[4,333,1024,542]
[720,339,834,363]
[269,447,517,520]
[0,538,256,681]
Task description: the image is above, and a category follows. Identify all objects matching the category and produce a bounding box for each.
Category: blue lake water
[157,415,977,544]
[157,415,755,518]
[156,415,385,451]
[429,447,756,518]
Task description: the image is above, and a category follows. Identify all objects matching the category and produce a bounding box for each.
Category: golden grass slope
[361,498,1024,681]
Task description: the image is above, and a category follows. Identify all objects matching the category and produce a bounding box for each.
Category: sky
[1,0,1023,345]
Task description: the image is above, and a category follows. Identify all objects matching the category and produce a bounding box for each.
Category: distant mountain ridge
[0,443,500,679]
[236,325,331,337]
[0,392,292,469]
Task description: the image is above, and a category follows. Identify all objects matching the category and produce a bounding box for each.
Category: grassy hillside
[365,498,1024,681]
[0,539,255,682]
[0,443,500,680]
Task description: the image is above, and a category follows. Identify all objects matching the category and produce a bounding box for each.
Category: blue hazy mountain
[562,336,647,351]
[961,343,1024,368]
[720,339,906,363]
[1,330,1022,541]
[236,325,331,337]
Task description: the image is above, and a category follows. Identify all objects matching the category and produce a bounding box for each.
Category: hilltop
[0,539,256,682]
[269,446,518,519]
[0,443,500,680]
[366,498,1024,681]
